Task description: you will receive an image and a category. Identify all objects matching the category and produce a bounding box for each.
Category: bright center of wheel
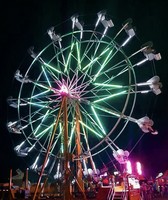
[59,84,69,96]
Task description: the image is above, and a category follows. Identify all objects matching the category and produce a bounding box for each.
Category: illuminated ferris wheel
[7,11,162,182]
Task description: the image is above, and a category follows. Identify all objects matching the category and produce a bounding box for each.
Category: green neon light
[93,90,127,103]
[79,120,103,138]
[83,57,98,70]
[51,131,62,154]
[61,143,64,153]
[69,125,75,146]
[35,123,54,138]
[83,48,110,70]
[50,122,63,154]
[64,42,74,72]
[93,49,113,81]
[59,122,62,131]
[43,62,61,73]
[34,110,49,136]
[94,83,123,88]
[91,106,106,135]
[98,47,110,56]
[28,144,35,152]
[59,123,64,153]
[42,66,51,87]
[31,89,50,99]
[92,104,121,118]
[28,102,49,108]
[80,105,104,133]
[76,42,81,69]
[34,82,50,90]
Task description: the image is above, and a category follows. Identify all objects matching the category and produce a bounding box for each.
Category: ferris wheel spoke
[100,62,128,80]
[80,76,113,97]
[29,101,51,109]
[93,82,126,89]
[80,45,114,82]
[111,65,131,81]
[75,41,82,69]
[28,107,59,136]
[92,34,107,58]
[41,66,52,87]
[65,42,75,73]
[80,33,98,62]
[90,44,118,77]
[41,65,61,87]
[30,52,62,77]
[83,47,110,71]
[108,56,128,70]
[79,104,106,136]
[91,103,123,119]
[32,110,50,137]
[50,133,61,155]
[80,87,128,116]
[75,68,94,91]
[92,49,114,81]
[98,57,128,82]
[33,121,54,139]
[30,89,51,99]
[67,69,81,91]
[79,120,103,139]
[93,90,127,103]
[91,106,106,135]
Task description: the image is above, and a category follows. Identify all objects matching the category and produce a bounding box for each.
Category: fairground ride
[7,11,162,200]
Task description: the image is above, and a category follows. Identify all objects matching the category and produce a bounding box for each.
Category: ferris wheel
[7,11,162,180]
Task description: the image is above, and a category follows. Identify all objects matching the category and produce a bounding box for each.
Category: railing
[121,189,128,200]
[107,184,115,200]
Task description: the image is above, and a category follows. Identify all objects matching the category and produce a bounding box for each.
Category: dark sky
[0,0,168,182]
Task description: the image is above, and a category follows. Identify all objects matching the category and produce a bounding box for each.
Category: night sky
[1,0,168,182]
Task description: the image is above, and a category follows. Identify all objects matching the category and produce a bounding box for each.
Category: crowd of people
[140,180,168,199]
